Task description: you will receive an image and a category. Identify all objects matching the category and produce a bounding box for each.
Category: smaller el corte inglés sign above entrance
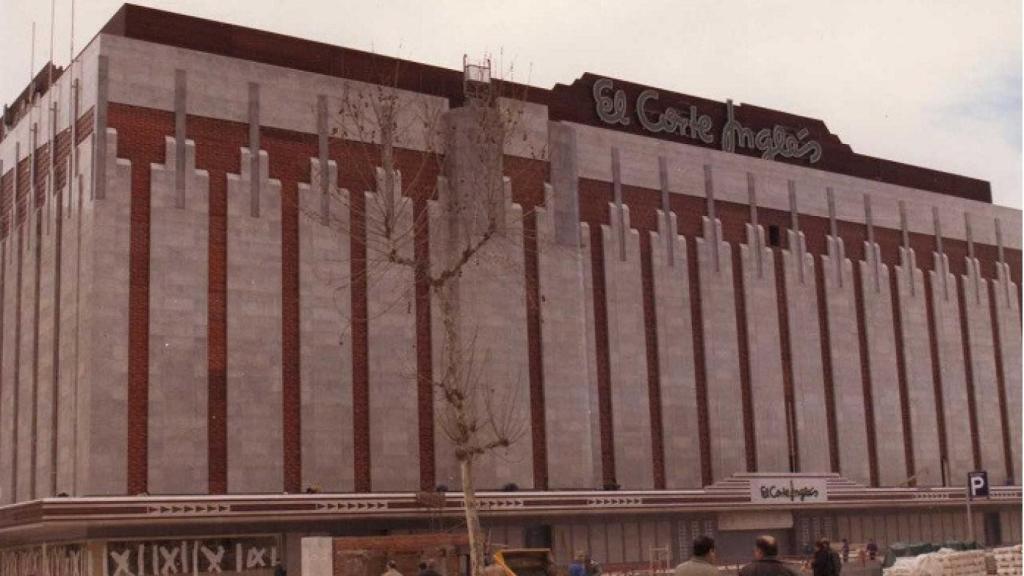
[750,476,829,505]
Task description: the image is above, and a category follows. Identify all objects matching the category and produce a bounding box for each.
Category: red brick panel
[108,103,174,495]
[186,114,247,494]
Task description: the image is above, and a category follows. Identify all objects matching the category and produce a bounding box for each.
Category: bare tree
[311,54,541,576]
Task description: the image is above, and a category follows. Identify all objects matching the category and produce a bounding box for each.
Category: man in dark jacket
[739,536,800,576]
[811,539,841,576]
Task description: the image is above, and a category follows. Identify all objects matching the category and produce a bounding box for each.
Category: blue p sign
[967,471,989,499]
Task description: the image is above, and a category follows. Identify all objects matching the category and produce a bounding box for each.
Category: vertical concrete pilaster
[148,136,209,494]
[741,223,788,473]
[0,208,13,504]
[429,171,532,490]
[650,210,700,488]
[92,56,108,201]
[226,147,283,493]
[993,261,1021,484]
[860,240,907,485]
[783,229,831,474]
[366,169,416,492]
[596,202,652,489]
[822,234,871,485]
[536,183,595,489]
[300,159,354,492]
[36,153,57,498]
[580,224,604,487]
[548,123,580,248]
[895,247,942,486]
[697,215,746,481]
[962,257,1007,482]
[930,251,973,485]
[76,130,129,496]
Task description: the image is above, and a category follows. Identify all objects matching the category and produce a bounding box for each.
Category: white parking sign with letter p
[968,471,989,499]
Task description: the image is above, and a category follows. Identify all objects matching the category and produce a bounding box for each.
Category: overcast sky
[1,0,1020,208]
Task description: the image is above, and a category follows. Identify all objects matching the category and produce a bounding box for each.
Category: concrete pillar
[226,147,283,493]
[993,261,1021,484]
[930,252,973,485]
[36,168,57,498]
[651,210,701,487]
[741,223,788,473]
[301,537,333,576]
[962,257,1007,482]
[697,216,746,481]
[580,224,604,488]
[894,247,942,486]
[366,169,417,492]
[536,183,595,489]
[18,156,37,500]
[76,129,130,496]
[822,235,871,485]
[599,202,652,489]
[783,229,830,474]
[55,140,83,496]
[0,225,13,504]
[430,136,532,493]
[148,136,209,494]
[860,241,907,485]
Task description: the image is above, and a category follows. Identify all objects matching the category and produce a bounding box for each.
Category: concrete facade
[859,241,907,486]
[930,253,974,485]
[993,262,1021,483]
[894,247,943,486]
[600,203,653,489]
[0,8,1017,527]
[226,148,283,493]
[75,131,129,497]
[962,258,1007,482]
[148,136,209,494]
[365,173,418,492]
[741,223,789,473]
[783,230,831,474]
[697,217,747,482]
[822,235,871,485]
[650,210,701,488]
[299,159,354,493]
[536,183,596,490]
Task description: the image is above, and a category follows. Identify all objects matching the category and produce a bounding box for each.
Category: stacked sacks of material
[886,549,988,576]
[883,557,919,576]
[991,545,1022,576]
[931,549,987,576]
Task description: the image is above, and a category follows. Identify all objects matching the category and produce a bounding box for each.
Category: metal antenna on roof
[31,21,36,91]
[70,0,76,64]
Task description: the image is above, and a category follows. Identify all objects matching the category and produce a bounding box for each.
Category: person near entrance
[739,536,800,576]
[811,539,841,576]
[674,536,718,576]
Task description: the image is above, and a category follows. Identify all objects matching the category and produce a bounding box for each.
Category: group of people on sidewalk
[674,535,806,576]
[671,535,847,576]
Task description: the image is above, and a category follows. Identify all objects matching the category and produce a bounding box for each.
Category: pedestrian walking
[866,541,878,562]
[418,560,442,576]
[383,560,403,576]
[674,536,718,576]
[570,551,588,576]
[840,540,850,564]
[739,535,801,576]
[811,539,840,576]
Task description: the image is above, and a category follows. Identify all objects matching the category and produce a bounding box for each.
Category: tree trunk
[461,458,485,576]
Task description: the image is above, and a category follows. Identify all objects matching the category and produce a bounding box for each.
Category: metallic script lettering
[593,78,630,126]
[592,78,822,164]
[721,99,822,163]
[636,89,714,143]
